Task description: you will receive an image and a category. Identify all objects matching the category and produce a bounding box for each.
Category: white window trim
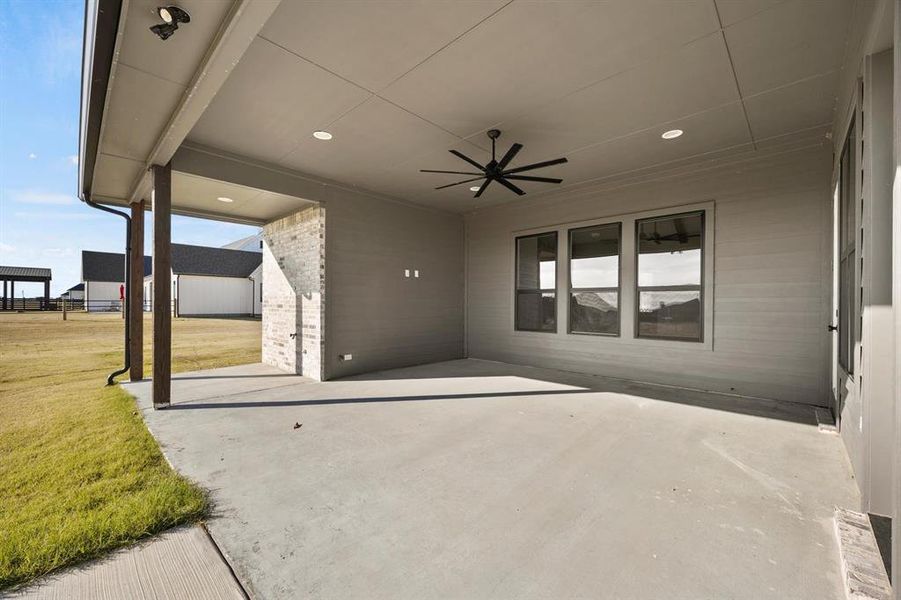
[510,200,715,352]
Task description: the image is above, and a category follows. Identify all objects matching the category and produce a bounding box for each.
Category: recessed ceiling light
[217,196,233,203]
[661,129,683,140]
[469,186,480,192]
[313,131,333,140]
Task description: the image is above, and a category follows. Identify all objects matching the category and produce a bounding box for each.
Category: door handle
[827,325,838,332]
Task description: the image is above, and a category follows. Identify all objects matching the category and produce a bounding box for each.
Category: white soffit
[168,172,315,224]
[93,0,236,202]
[97,0,854,215]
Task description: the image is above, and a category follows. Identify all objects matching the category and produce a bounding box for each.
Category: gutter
[79,0,129,385]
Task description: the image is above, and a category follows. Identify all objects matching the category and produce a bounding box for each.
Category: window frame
[514,230,559,333]
[511,202,714,350]
[837,118,856,375]
[567,221,622,337]
[633,210,706,343]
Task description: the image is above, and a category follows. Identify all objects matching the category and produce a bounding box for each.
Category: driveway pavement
[124,359,857,599]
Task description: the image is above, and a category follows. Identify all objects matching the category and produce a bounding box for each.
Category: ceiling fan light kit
[421,129,568,198]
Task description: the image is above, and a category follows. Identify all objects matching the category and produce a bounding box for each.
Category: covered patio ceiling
[83,0,863,221]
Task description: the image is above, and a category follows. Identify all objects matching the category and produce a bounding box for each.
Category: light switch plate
[414,270,420,278]
[404,269,410,278]
[339,354,353,361]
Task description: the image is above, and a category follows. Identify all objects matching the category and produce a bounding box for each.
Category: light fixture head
[157,6,190,24]
[469,186,480,192]
[661,129,683,140]
[151,6,190,39]
[313,130,333,140]
[217,196,234,203]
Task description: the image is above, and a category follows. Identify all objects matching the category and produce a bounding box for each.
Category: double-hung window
[635,211,704,341]
[568,223,620,335]
[515,232,557,332]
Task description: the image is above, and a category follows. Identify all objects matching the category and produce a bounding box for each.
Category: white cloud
[14,211,100,221]
[68,155,79,166]
[0,242,15,254]
[28,153,37,160]
[10,190,76,206]
[43,248,75,258]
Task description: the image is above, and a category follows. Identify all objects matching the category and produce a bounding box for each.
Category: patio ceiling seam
[466,139,829,216]
[447,113,830,208]
[252,35,491,164]
[712,0,757,150]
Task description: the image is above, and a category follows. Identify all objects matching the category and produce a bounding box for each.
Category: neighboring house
[142,244,262,317]
[221,232,263,253]
[81,250,151,311]
[61,283,84,301]
[79,0,901,577]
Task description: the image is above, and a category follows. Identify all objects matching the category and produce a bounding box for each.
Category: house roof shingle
[0,266,52,279]
[170,243,261,277]
[82,251,152,282]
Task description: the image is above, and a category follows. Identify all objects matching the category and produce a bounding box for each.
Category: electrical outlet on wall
[339,354,353,361]
[404,269,410,278]
[414,269,420,278]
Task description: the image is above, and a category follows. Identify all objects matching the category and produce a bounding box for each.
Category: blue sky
[0,0,257,295]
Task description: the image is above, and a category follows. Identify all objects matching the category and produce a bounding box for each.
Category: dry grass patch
[0,312,261,589]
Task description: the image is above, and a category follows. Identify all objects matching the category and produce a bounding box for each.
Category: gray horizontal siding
[325,189,464,379]
[465,146,833,406]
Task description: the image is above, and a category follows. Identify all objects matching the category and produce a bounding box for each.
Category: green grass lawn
[0,312,261,589]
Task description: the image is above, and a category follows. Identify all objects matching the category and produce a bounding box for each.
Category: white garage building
[143,243,262,317]
[82,250,151,311]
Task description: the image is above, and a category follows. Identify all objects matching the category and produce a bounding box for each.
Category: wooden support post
[2,280,6,310]
[10,281,14,310]
[129,200,145,381]
[152,164,172,408]
[43,280,50,311]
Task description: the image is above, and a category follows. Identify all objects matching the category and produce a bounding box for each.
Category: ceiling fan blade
[495,177,525,196]
[434,176,486,190]
[473,177,493,198]
[420,169,484,175]
[449,149,487,172]
[503,175,563,184]
[503,156,568,175]
[496,143,523,170]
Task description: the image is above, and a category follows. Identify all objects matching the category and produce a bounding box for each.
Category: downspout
[82,193,131,385]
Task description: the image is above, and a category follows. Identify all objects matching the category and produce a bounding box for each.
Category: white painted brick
[262,205,325,380]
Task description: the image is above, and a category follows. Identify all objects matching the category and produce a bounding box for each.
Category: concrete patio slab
[9,526,246,600]
[124,359,858,599]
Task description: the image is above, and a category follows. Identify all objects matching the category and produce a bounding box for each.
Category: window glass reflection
[636,212,703,341]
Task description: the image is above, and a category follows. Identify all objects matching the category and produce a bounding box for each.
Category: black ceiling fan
[421,129,567,198]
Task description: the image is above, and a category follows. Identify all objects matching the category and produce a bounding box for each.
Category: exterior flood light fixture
[469,186,480,191]
[661,129,683,140]
[150,6,190,40]
[313,131,333,140]
[217,197,233,203]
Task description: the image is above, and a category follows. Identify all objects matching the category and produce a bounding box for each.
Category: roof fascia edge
[78,0,125,200]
